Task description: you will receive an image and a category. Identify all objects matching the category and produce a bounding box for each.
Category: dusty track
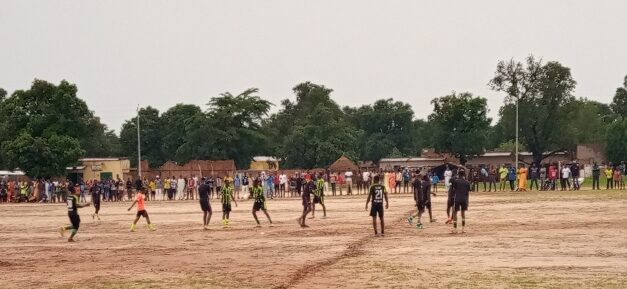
[1,190,626,289]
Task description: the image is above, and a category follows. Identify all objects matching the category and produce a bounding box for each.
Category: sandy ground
[1,189,627,289]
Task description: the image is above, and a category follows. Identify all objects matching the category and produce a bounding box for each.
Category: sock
[453,222,457,229]
[462,218,466,227]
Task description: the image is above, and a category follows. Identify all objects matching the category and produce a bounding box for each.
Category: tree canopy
[428,92,491,164]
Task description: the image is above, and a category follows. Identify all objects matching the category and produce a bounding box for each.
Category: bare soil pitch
[1,190,626,289]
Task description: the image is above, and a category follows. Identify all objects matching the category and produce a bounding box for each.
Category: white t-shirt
[279,174,287,185]
[345,171,353,181]
[362,172,370,182]
[561,167,571,179]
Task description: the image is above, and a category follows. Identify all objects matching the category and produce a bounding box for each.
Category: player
[198,177,212,229]
[59,186,90,242]
[251,179,273,227]
[407,171,420,223]
[298,178,315,227]
[365,175,389,236]
[445,172,457,224]
[311,174,327,219]
[91,182,102,221]
[127,188,156,232]
[221,179,238,228]
[450,170,471,233]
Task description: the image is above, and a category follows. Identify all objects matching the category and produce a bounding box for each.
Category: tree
[268,82,359,168]
[119,107,164,167]
[489,56,577,165]
[345,99,415,162]
[428,92,491,164]
[611,75,627,117]
[205,88,272,168]
[0,79,91,177]
[606,118,627,163]
[160,104,203,163]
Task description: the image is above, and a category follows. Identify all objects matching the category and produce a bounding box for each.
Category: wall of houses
[577,143,607,164]
[81,158,130,181]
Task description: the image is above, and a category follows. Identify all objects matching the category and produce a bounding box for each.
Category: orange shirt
[136,193,146,211]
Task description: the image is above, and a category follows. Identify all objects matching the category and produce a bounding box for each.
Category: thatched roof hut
[328,156,358,172]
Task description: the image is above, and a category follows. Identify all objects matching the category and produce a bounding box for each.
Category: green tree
[119,106,164,167]
[428,92,491,164]
[0,79,91,177]
[268,82,358,168]
[160,104,203,163]
[489,56,577,164]
[610,75,627,117]
[206,88,272,168]
[344,99,415,162]
[606,118,627,163]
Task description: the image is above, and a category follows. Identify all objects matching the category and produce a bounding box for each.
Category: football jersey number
[67,199,73,210]
[375,188,383,200]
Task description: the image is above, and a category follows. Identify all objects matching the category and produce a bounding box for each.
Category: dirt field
[1,189,627,289]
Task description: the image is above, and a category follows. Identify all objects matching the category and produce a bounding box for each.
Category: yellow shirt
[604,168,613,178]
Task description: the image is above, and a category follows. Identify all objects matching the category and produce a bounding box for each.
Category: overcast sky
[2,1,626,133]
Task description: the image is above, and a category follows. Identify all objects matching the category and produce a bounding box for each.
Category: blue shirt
[508,168,517,181]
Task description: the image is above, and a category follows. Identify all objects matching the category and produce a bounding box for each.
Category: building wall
[379,160,445,170]
[577,143,607,164]
[466,156,512,167]
[82,159,130,181]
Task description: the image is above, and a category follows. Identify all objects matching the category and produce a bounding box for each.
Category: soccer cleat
[430,219,437,223]
[407,216,413,225]
[148,224,156,231]
[130,224,136,232]
[59,226,65,237]
[416,223,424,229]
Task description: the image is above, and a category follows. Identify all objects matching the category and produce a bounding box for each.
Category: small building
[75,157,131,181]
[133,159,237,179]
[379,157,446,171]
[465,151,571,168]
[249,156,279,171]
[328,156,359,173]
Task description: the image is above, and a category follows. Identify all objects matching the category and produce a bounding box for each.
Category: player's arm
[384,187,389,209]
[128,200,136,211]
[77,203,90,208]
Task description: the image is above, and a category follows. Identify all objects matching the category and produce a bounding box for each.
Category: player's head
[458,170,466,179]
[373,175,380,184]
[201,177,206,183]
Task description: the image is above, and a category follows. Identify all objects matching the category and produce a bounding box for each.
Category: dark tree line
[1,56,626,177]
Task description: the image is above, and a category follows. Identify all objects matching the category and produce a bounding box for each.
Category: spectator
[571,161,580,191]
[529,163,539,191]
[345,170,353,195]
[517,164,528,192]
[330,172,337,196]
[592,162,600,190]
[507,166,516,191]
[561,164,571,191]
[613,166,621,189]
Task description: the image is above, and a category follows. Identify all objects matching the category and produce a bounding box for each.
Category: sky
[1,1,626,133]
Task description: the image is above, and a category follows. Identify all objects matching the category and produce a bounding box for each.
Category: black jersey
[67,195,79,214]
[198,183,210,200]
[451,178,470,202]
[369,184,386,204]
[412,179,422,201]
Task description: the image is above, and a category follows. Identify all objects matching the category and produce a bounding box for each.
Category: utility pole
[137,105,142,179]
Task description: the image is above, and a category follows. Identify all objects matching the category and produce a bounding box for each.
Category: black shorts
[370,203,384,218]
[253,201,266,211]
[68,213,80,230]
[200,199,211,212]
[222,203,232,213]
[447,197,455,208]
[136,210,149,218]
[454,200,469,211]
[313,195,324,204]
[418,199,431,211]
[94,202,101,211]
